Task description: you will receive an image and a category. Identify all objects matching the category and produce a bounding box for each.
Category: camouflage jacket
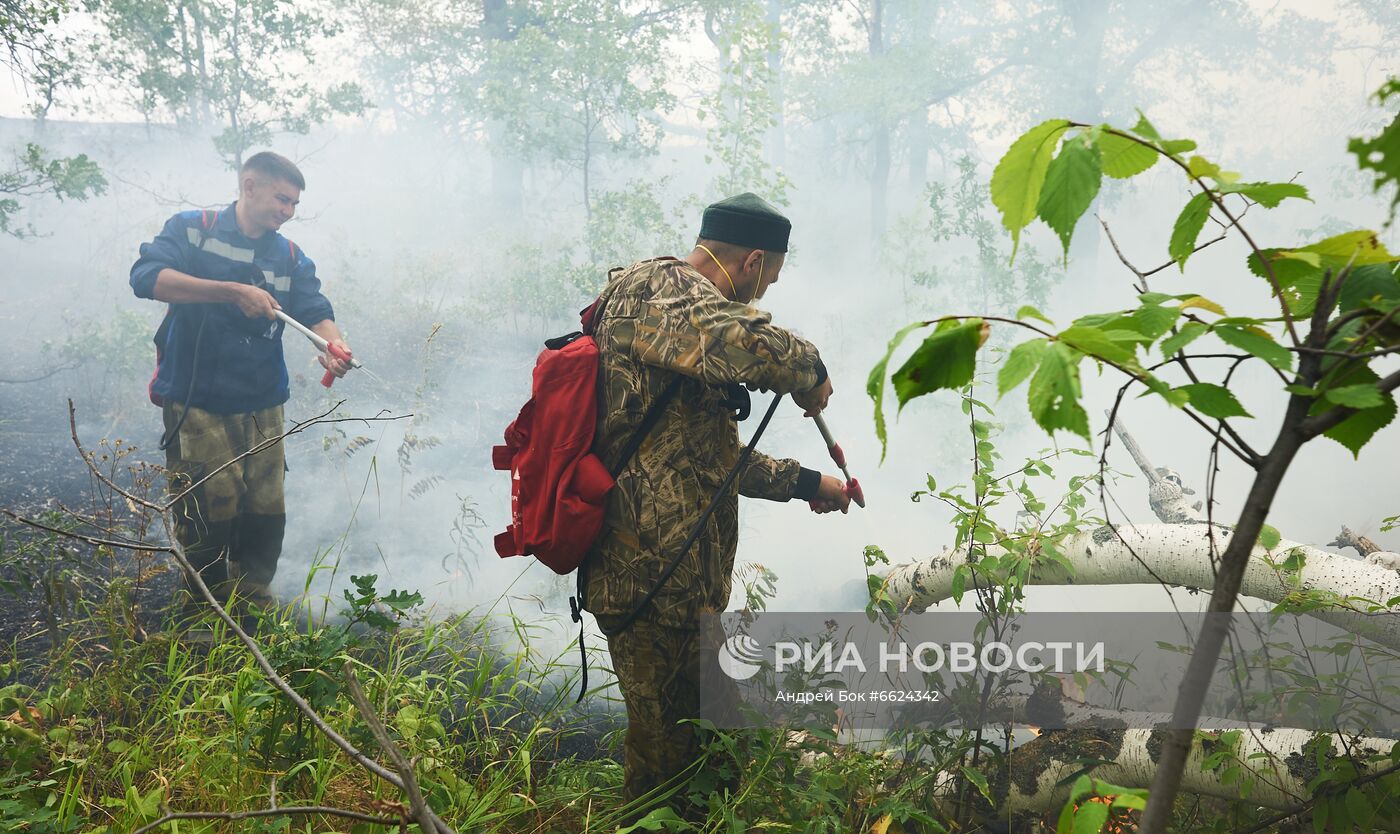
[581,257,825,627]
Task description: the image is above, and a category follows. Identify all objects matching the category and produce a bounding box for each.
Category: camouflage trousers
[162,403,286,609]
[599,612,741,821]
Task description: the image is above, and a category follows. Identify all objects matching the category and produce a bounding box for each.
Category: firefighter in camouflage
[582,192,850,817]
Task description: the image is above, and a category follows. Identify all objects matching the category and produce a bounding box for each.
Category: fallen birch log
[880,523,1400,649]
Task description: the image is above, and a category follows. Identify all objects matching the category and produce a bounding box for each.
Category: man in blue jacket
[130,151,350,617]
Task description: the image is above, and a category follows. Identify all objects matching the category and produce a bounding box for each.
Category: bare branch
[57,407,460,834]
[343,662,444,834]
[0,360,78,383]
[132,805,401,834]
[164,402,411,508]
[68,399,161,513]
[0,508,171,552]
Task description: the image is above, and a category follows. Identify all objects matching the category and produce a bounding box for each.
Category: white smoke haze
[1,0,1397,679]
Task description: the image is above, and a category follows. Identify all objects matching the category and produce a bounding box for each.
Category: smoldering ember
[1,2,1399,833]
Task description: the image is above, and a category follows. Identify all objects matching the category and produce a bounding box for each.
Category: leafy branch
[868,78,1400,834]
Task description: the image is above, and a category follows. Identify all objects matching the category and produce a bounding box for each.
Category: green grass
[0,556,993,834]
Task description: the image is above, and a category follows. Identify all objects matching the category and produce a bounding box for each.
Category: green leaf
[1057,325,1136,365]
[1347,786,1374,827]
[1160,322,1207,357]
[951,565,967,605]
[1129,304,1181,340]
[991,119,1072,261]
[868,320,929,462]
[1037,132,1103,256]
[1187,155,1225,181]
[1310,364,1398,457]
[1099,130,1157,178]
[1253,232,1399,289]
[1214,326,1294,372]
[1110,793,1147,810]
[960,766,993,802]
[1338,263,1400,313]
[1258,524,1282,551]
[998,339,1048,398]
[1159,138,1198,155]
[1301,229,1396,264]
[1216,181,1311,207]
[1067,775,1095,804]
[1072,803,1110,834]
[1325,384,1385,409]
[1028,343,1090,439]
[1016,304,1055,325]
[1130,111,1162,142]
[1348,79,1400,224]
[1175,383,1252,419]
[1180,295,1227,316]
[891,319,985,408]
[1169,192,1213,270]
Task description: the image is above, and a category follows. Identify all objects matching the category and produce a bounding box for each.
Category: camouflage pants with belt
[599,612,741,821]
[162,403,285,608]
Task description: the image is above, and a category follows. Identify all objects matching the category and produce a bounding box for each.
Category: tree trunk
[1140,421,1307,831]
[483,0,523,217]
[765,0,785,168]
[867,0,888,249]
[907,108,930,189]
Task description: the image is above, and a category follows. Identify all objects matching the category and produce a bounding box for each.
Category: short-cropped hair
[241,151,305,190]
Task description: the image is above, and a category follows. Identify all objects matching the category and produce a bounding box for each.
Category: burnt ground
[0,373,623,763]
[0,374,181,669]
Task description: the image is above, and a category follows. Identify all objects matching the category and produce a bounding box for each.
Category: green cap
[698,192,791,253]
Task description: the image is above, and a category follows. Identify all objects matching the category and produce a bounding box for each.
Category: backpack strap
[597,392,785,640]
[569,372,683,703]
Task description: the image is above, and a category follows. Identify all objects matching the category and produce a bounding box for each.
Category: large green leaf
[868,320,929,461]
[891,318,985,409]
[991,119,1071,261]
[1037,133,1103,257]
[1099,129,1157,178]
[1169,192,1213,271]
[1175,382,1252,419]
[998,338,1048,398]
[1309,364,1398,457]
[1027,343,1090,439]
[1214,325,1294,372]
[1338,263,1400,312]
[1248,232,1397,314]
[1298,230,1396,264]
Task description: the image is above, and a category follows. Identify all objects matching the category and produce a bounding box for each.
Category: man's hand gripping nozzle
[811,413,866,509]
[273,310,364,387]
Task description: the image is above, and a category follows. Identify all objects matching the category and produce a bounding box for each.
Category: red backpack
[491,290,680,574]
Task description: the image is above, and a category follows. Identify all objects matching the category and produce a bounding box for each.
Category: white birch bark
[880,523,1400,649]
[985,706,1397,820]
